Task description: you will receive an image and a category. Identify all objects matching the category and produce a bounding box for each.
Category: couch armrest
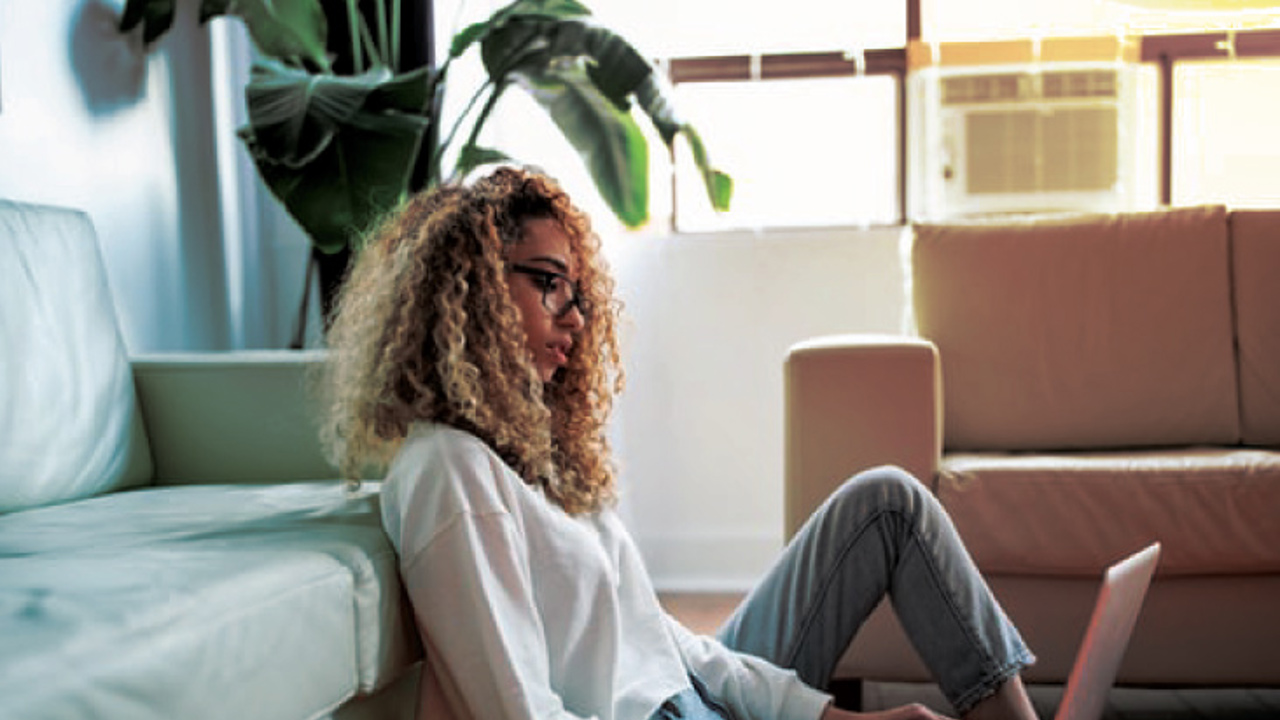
[784,335,942,539]
[132,351,338,485]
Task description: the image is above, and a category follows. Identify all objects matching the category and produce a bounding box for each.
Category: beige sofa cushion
[1230,211,1280,446]
[914,205,1239,451]
[936,448,1280,576]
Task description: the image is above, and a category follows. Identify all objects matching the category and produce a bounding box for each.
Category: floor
[658,591,1280,719]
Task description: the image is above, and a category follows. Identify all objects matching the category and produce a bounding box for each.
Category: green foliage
[120,0,732,253]
[198,0,331,70]
[238,61,433,252]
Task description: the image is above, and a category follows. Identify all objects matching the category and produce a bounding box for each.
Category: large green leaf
[240,61,433,252]
[121,0,732,250]
[120,0,328,69]
[451,0,592,61]
[199,0,330,69]
[513,57,648,227]
[478,10,731,220]
[634,75,733,212]
[454,145,516,181]
[480,15,648,110]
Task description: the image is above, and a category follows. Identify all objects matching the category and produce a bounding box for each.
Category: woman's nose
[558,303,586,332]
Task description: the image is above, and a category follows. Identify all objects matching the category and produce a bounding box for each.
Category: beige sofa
[784,205,1280,691]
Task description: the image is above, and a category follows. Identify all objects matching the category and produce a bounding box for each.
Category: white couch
[785,205,1280,691]
[0,200,421,719]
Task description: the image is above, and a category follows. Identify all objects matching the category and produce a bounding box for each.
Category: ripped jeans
[654,466,1034,719]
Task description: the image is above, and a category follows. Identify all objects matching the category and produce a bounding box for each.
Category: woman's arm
[662,613,831,720]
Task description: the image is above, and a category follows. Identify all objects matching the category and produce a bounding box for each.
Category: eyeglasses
[508,263,591,319]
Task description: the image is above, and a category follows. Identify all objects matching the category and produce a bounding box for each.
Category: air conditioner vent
[1043,70,1117,100]
[965,106,1118,194]
[942,74,1032,104]
[942,69,1118,106]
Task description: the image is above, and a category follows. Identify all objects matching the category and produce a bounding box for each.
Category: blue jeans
[714,466,1034,716]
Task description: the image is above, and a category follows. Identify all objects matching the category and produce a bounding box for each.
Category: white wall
[0,0,241,352]
[607,225,911,591]
[0,1,313,352]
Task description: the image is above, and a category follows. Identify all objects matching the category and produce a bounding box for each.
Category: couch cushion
[935,448,1280,576]
[1230,210,1280,446]
[0,482,417,720]
[132,352,340,484]
[0,200,152,512]
[913,205,1239,451]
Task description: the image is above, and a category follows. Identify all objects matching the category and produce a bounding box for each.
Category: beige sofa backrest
[1231,211,1280,446]
[913,205,1240,452]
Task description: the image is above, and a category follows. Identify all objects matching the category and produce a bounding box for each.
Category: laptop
[1054,541,1162,720]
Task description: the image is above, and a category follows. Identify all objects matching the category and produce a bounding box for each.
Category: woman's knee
[829,465,932,518]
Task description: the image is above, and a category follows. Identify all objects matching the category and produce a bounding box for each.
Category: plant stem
[438,79,497,168]
[375,0,390,68]
[346,0,364,74]
[358,21,382,68]
[391,0,402,71]
[454,79,509,180]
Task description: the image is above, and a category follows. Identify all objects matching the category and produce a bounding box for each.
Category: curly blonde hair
[318,167,624,515]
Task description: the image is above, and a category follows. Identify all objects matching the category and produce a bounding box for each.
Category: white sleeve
[663,613,831,720]
[383,449,595,720]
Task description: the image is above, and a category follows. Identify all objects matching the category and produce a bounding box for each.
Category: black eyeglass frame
[507,263,592,319]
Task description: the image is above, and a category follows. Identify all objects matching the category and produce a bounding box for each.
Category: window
[655,0,909,230]
[437,0,1280,230]
[439,0,908,231]
[923,0,1280,210]
[672,73,900,231]
[590,0,905,58]
[1174,59,1280,206]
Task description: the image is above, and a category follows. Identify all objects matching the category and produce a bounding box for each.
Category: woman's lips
[548,342,570,366]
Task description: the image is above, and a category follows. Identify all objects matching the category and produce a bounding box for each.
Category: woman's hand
[821,701,957,720]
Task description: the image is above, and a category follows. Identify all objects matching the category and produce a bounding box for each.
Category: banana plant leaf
[635,75,734,212]
[239,61,434,253]
[475,9,732,224]
[199,0,330,70]
[453,145,517,181]
[121,0,732,250]
[450,0,592,61]
[515,57,648,226]
[122,0,330,69]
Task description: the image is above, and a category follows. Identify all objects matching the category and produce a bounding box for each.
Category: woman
[320,167,1038,720]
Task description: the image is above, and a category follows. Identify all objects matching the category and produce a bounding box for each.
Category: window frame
[667,50,910,227]
[658,1,1280,227]
[1141,29,1280,204]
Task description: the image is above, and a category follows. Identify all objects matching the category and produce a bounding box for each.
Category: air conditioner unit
[910,63,1154,219]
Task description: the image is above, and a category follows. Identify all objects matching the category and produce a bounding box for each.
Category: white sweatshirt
[379,423,831,720]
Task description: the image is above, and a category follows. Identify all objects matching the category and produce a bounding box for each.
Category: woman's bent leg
[716,466,1034,715]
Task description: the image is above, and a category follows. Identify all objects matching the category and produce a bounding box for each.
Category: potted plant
[120,0,731,340]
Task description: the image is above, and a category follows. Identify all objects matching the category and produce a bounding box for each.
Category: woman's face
[506,217,587,383]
